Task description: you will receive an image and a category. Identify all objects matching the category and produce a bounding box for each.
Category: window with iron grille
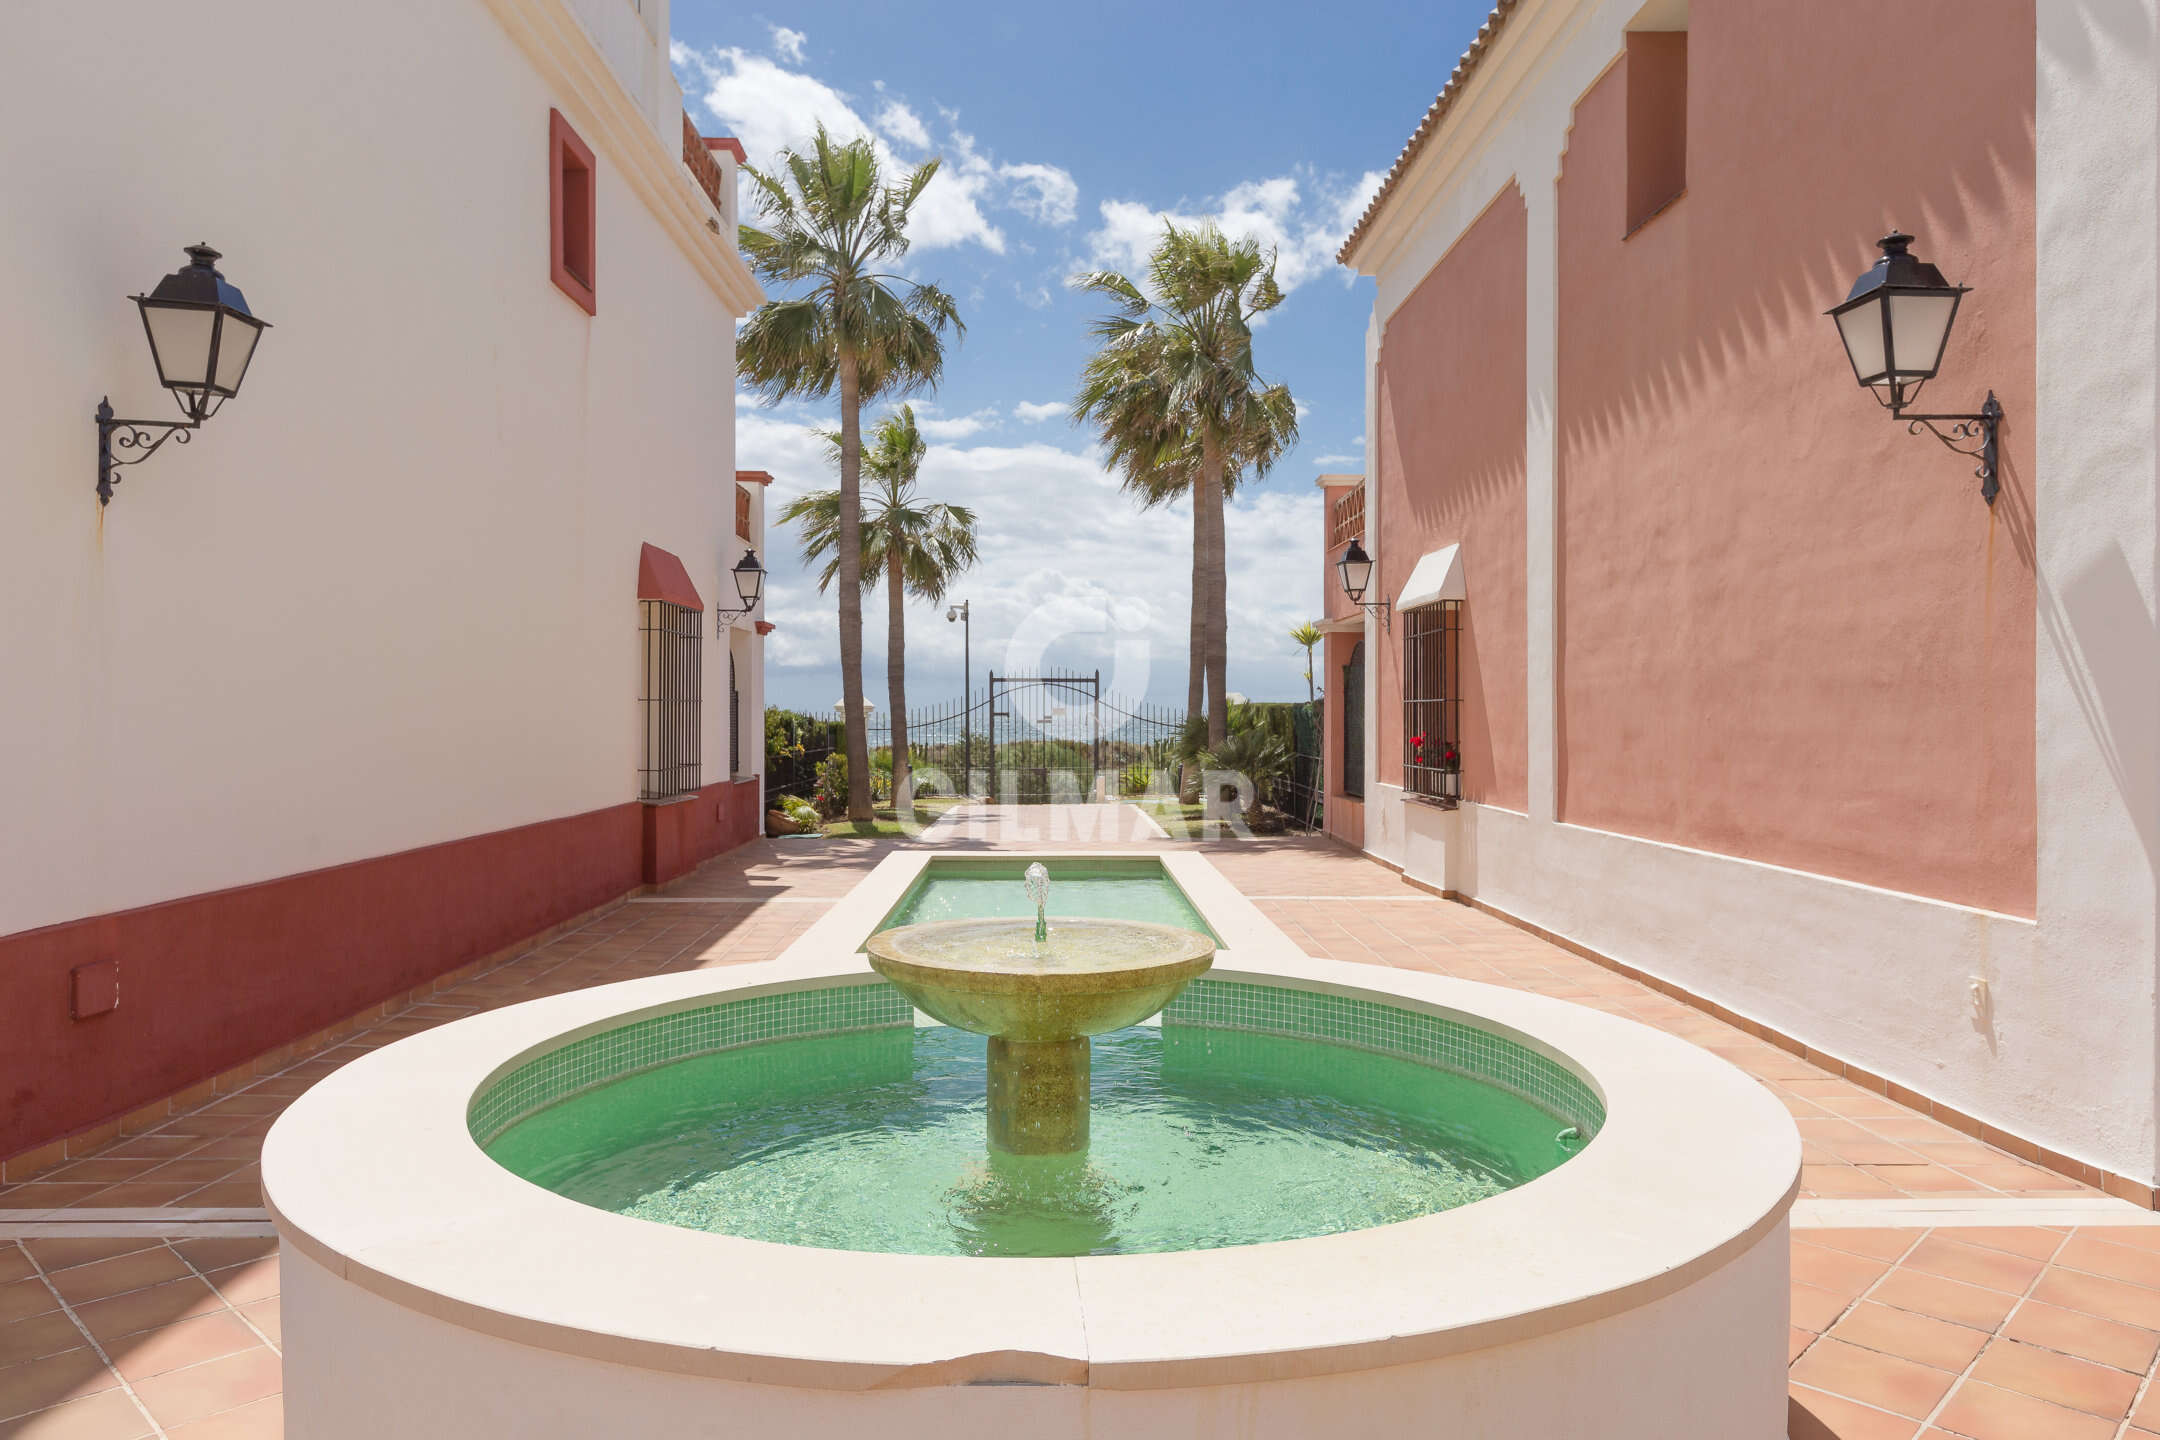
[639,600,702,801]
[1402,601,1461,804]
[1341,640,1364,799]
[729,650,741,777]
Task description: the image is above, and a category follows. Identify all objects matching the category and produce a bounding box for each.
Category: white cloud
[673,45,1006,253]
[673,48,1080,258]
[1311,453,1360,466]
[915,408,1001,441]
[768,25,807,63]
[1086,167,1388,295]
[1013,401,1066,424]
[876,100,930,149]
[735,394,1322,707]
[1000,162,1079,227]
[1294,399,1311,422]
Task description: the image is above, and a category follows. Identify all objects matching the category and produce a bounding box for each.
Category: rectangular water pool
[868,857,1221,944]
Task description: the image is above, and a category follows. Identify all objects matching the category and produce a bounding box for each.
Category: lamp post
[716,548,765,630]
[1827,230,2003,505]
[96,244,272,505]
[1336,538,1391,631]
[947,599,971,794]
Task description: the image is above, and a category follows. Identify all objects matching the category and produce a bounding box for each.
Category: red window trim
[549,109,597,315]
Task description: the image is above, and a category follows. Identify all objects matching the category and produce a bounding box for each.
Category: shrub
[778,794,821,828]
[814,752,848,817]
[1120,763,1152,796]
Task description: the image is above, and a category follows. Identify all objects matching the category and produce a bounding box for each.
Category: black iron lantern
[1827,230,2002,505]
[95,243,272,506]
[135,245,269,421]
[718,548,765,629]
[1336,538,1390,629]
[1337,538,1374,603]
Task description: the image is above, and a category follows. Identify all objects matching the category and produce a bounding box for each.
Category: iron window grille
[1402,601,1461,805]
[1341,640,1365,799]
[639,600,702,801]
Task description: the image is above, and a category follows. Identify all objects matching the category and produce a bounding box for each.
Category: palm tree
[1290,622,1322,703]
[782,404,978,811]
[1072,224,1298,744]
[737,126,964,821]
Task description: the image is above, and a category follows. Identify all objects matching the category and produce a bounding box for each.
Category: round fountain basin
[864,916,1214,1042]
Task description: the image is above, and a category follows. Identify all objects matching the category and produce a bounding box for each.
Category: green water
[486,1026,1578,1257]
[873,859,1221,944]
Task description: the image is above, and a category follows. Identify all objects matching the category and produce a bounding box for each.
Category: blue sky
[670,1,1493,713]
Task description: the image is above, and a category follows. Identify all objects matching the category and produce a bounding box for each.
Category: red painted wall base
[1,786,762,1162]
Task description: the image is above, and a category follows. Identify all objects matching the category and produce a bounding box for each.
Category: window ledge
[1402,792,1459,812]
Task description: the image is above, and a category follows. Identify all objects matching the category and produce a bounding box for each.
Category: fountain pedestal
[987,1036,1090,1153]
[865,916,1214,1156]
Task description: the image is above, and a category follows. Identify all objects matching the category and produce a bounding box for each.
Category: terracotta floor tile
[2032,1267,2160,1331]
[1805,1165,1905,1197]
[107,1313,260,1384]
[0,1254,30,1290]
[1788,1385,1921,1440]
[1865,1165,1996,1195]
[1795,1241,1894,1299]
[0,1348,116,1423]
[168,1242,273,1275]
[0,1187,113,1211]
[15,1243,152,1276]
[1904,1237,2047,1296]
[1829,1301,1991,1373]
[2131,1373,2160,1429]
[0,1312,93,1365]
[1790,1337,1958,1419]
[199,1261,276,1308]
[2081,1227,2160,1255]
[129,1345,281,1430]
[1792,1326,1818,1363]
[1965,1336,2140,1419]
[2000,1298,2158,1374]
[72,1278,223,1343]
[1873,1270,2022,1332]
[1933,1379,2119,1439]
[1938,1229,2068,1264]
[2055,1234,2160,1291]
[0,1283,59,1327]
[1807,1230,1927,1264]
[233,1300,277,1350]
[166,1394,282,1439]
[72,1184,201,1210]
[0,1387,153,1439]
[171,1183,262,1210]
[1795,1281,1855,1333]
[44,1252,189,1308]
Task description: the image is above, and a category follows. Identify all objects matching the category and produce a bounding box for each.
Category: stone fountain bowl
[865,917,1215,1044]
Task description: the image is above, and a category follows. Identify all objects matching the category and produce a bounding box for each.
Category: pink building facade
[1325,0,2160,1200]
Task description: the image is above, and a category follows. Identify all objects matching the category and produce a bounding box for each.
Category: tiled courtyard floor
[3,810,2155,1436]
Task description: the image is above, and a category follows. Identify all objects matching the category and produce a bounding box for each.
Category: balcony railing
[1327,485,1365,552]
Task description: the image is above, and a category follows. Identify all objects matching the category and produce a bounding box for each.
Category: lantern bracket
[95,399,199,507]
[1358,599,1393,633]
[1894,391,2002,507]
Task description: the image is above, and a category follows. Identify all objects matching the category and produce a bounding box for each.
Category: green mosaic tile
[467,982,912,1144]
[1163,978,1604,1137]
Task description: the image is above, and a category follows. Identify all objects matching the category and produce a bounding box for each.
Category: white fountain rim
[263,854,1799,1392]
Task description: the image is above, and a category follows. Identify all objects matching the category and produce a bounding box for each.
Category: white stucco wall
[0,0,758,938]
[1349,0,2160,1185]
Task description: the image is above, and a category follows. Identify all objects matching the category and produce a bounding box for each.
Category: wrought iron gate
[988,671,1100,803]
[1341,641,1365,799]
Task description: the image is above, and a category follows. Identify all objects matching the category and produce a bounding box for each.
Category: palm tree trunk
[888,547,911,813]
[1187,485,1204,720]
[1200,432,1230,747]
[836,347,874,822]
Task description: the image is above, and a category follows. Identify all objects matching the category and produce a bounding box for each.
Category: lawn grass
[817,795,964,837]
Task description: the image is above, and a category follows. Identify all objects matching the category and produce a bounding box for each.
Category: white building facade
[0,0,768,1169]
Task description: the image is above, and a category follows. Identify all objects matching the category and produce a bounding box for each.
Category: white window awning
[1396,543,1464,611]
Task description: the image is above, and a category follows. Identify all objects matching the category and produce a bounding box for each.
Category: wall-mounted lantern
[716,548,766,629]
[1827,231,2002,505]
[1336,538,1391,631]
[96,245,271,506]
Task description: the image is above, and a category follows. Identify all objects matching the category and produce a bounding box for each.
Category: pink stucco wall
[1374,186,1530,809]
[1554,2,2036,914]
[1323,629,1365,849]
